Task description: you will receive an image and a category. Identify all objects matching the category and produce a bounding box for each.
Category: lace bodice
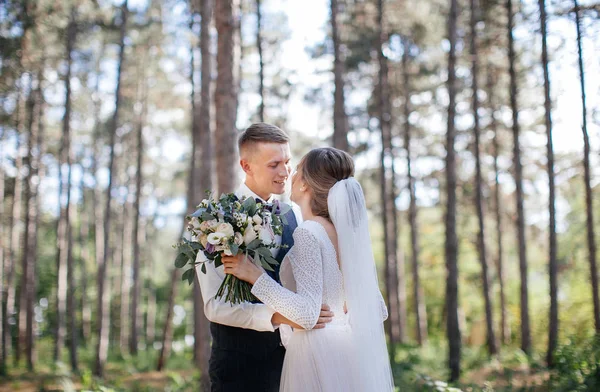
[251,220,346,330]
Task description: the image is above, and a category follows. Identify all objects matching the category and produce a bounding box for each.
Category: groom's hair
[238,123,290,158]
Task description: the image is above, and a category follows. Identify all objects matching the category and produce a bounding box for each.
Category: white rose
[216,222,235,238]
[207,220,219,230]
[234,232,244,245]
[247,216,254,225]
[243,227,257,245]
[252,215,262,225]
[259,227,274,245]
[207,232,225,245]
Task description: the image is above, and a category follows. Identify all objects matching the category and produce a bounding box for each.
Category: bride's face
[290,167,307,204]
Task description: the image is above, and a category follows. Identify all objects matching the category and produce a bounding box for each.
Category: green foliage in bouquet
[173,192,290,304]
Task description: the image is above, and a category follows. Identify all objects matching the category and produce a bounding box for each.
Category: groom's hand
[314,304,334,329]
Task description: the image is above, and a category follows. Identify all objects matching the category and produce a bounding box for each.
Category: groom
[196,123,334,392]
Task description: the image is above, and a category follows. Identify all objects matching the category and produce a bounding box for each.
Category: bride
[222,147,395,391]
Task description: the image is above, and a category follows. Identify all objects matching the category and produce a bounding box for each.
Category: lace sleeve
[251,227,323,330]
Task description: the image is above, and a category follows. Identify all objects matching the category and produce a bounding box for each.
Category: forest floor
[0,364,552,391]
[0,339,564,391]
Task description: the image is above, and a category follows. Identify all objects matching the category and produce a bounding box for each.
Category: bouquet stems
[215,274,258,304]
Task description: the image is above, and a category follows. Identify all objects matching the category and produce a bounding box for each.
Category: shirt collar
[236,182,273,203]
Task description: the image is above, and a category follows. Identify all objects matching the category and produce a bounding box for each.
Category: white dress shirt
[196,182,303,332]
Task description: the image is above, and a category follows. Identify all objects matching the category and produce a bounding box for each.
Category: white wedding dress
[251,188,394,392]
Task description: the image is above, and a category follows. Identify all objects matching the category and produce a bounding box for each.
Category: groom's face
[241,142,292,198]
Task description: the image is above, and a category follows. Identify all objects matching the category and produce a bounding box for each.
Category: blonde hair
[298,148,355,221]
[238,123,290,158]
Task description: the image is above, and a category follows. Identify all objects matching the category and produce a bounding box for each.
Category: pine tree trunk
[200,0,214,190]
[446,0,461,381]
[78,167,92,344]
[90,40,105,349]
[66,196,77,371]
[487,66,509,345]
[193,1,213,386]
[331,0,349,151]
[65,121,77,365]
[20,75,42,370]
[537,0,558,366]
[402,38,427,345]
[112,193,125,351]
[256,0,265,122]
[573,0,599,334]
[0,116,5,376]
[18,79,35,367]
[157,268,179,371]
[215,0,240,194]
[507,0,531,355]
[20,69,45,371]
[146,283,156,347]
[4,80,24,366]
[95,0,128,377]
[120,189,133,356]
[376,0,401,351]
[130,64,147,358]
[55,9,77,364]
[470,0,497,356]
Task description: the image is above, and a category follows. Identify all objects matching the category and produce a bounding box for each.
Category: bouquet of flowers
[174,192,290,304]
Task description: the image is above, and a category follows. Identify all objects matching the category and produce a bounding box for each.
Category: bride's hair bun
[297,147,355,221]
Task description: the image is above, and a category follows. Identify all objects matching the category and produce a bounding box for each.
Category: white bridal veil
[328,178,395,391]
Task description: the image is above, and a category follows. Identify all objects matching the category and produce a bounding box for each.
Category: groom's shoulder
[289,202,303,225]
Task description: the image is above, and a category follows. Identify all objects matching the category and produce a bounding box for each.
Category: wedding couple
[196,123,394,391]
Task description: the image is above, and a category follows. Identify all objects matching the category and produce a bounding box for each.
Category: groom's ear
[240,158,252,175]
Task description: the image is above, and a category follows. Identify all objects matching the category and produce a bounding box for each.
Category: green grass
[2,336,598,391]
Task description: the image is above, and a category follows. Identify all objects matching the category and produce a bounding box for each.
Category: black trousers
[208,322,285,392]
[208,344,286,392]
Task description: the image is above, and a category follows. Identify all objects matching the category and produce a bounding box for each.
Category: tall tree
[90,39,106,349]
[20,66,45,371]
[18,78,34,368]
[4,80,24,366]
[3,0,36,367]
[377,0,404,350]
[54,6,77,365]
[157,269,179,371]
[446,0,461,381]
[0,114,5,377]
[256,0,265,122]
[194,0,214,384]
[573,0,599,334]
[331,0,349,151]
[65,8,78,372]
[77,162,92,344]
[507,0,531,356]
[402,37,427,346]
[129,52,148,357]
[470,0,497,356]
[215,0,239,194]
[486,66,509,345]
[95,0,128,377]
[119,169,134,355]
[538,0,557,366]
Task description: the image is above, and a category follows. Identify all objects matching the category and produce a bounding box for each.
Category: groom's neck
[244,180,271,202]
